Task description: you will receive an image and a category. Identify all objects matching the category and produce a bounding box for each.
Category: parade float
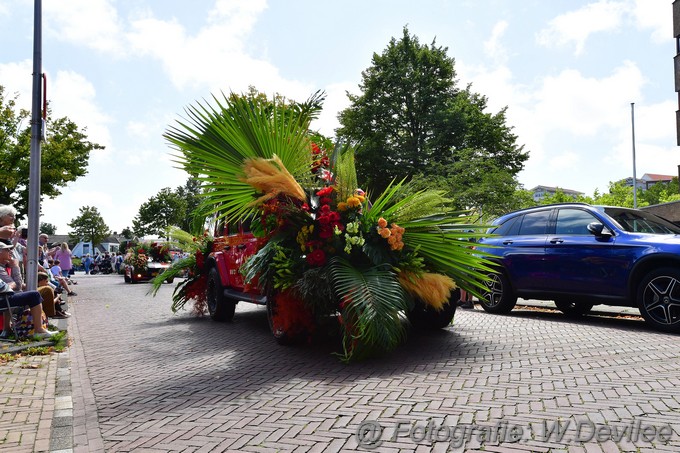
[153,91,494,361]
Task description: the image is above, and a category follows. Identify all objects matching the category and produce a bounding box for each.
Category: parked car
[475,203,680,333]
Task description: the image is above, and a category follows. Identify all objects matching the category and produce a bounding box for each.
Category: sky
[0,0,675,235]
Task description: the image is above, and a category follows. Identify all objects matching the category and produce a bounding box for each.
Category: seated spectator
[37,273,69,318]
[0,239,24,291]
[0,205,17,241]
[45,260,77,296]
[0,279,52,339]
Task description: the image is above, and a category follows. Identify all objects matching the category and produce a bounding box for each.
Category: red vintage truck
[202,221,460,345]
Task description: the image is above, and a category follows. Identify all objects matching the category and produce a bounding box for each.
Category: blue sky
[0,0,674,234]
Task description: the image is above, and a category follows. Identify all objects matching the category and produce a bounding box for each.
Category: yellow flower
[337,202,348,211]
[346,196,361,208]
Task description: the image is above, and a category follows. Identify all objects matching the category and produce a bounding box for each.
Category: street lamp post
[27,0,43,290]
[631,102,637,209]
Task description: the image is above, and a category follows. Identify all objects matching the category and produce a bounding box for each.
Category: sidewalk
[0,296,73,453]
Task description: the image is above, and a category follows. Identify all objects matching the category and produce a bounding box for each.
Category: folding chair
[0,291,18,343]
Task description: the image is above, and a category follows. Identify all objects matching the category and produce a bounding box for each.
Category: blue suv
[476,203,680,333]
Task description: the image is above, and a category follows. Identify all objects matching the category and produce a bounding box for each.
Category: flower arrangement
[164,91,494,361]
[124,241,172,272]
[151,229,214,315]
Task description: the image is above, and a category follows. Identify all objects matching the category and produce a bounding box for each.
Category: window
[518,211,551,235]
[555,209,597,235]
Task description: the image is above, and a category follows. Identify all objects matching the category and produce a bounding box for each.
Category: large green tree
[174,177,202,234]
[0,86,104,218]
[132,187,187,238]
[68,206,111,245]
[336,27,528,208]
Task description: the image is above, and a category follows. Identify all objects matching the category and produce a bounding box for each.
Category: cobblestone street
[1,274,679,452]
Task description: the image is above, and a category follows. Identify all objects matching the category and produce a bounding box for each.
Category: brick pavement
[2,274,680,452]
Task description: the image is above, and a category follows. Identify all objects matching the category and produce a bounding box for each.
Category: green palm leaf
[164,91,324,222]
[328,257,409,361]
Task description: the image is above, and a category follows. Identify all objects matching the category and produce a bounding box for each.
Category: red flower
[306,249,327,266]
[311,143,321,155]
[319,197,333,206]
[316,186,334,197]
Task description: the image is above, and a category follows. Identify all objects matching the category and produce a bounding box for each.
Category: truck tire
[409,288,459,329]
[267,297,295,345]
[207,267,235,322]
[554,299,594,316]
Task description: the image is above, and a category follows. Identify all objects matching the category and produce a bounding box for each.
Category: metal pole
[631,102,637,209]
[27,0,42,290]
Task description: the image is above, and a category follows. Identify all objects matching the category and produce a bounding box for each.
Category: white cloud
[534,61,645,136]
[48,70,114,160]
[0,60,33,108]
[484,20,509,64]
[536,0,627,56]
[43,0,125,55]
[632,0,670,43]
[124,1,310,98]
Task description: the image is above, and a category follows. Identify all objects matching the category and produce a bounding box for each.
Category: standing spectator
[54,242,74,277]
[114,252,123,273]
[83,253,93,275]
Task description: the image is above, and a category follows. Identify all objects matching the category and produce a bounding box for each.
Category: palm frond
[164,92,320,223]
[328,257,409,361]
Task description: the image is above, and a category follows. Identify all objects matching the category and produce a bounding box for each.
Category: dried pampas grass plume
[398,271,457,311]
[241,155,306,205]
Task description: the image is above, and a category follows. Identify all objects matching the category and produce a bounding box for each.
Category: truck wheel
[554,300,594,316]
[637,267,680,333]
[409,288,459,329]
[267,297,295,345]
[479,271,517,314]
[207,267,235,322]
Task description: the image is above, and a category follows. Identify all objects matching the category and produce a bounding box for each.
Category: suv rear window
[517,211,551,235]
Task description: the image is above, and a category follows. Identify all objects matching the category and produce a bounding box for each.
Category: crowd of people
[0,204,83,339]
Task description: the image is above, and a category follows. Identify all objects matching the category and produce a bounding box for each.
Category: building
[530,185,584,202]
[622,173,675,191]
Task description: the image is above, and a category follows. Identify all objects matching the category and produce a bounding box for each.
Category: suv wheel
[637,268,680,333]
[479,272,517,314]
[207,267,235,322]
[554,300,594,316]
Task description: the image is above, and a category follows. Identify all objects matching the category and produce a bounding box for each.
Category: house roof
[530,185,584,195]
[641,173,674,182]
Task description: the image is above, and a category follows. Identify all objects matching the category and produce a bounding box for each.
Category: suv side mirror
[587,222,612,237]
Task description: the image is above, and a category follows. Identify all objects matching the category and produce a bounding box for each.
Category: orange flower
[377,217,387,228]
[337,202,348,211]
[378,227,391,238]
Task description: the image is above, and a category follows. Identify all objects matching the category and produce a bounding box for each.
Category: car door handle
[550,238,564,244]
[502,240,513,245]
[236,244,247,250]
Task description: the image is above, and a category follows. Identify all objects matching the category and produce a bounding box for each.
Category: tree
[336,27,528,202]
[132,188,187,238]
[68,206,111,245]
[39,222,57,235]
[175,177,203,234]
[0,86,104,218]
[120,227,134,239]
